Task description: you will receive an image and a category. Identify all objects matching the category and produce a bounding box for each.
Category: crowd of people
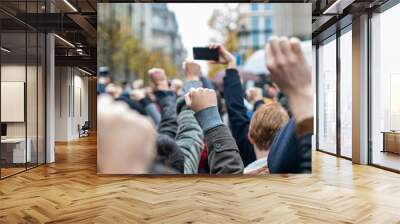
[97,36,313,175]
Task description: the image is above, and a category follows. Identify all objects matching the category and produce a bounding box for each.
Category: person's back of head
[155,134,184,173]
[98,95,156,174]
[248,103,289,151]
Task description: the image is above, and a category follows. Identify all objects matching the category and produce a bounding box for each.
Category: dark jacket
[116,94,146,115]
[296,117,313,173]
[139,97,161,127]
[195,106,244,174]
[156,91,178,139]
[267,118,312,173]
[223,68,257,166]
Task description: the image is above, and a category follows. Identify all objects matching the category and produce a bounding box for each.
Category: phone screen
[193,47,219,61]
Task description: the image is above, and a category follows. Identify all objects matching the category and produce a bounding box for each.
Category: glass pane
[27,31,38,169]
[312,45,317,151]
[371,4,400,171]
[340,30,352,158]
[26,0,39,169]
[38,32,45,165]
[1,30,27,177]
[318,37,337,154]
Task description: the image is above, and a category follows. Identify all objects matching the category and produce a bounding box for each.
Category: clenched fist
[148,68,169,91]
[130,89,146,101]
[265,36,311,99]
[183,60,201,81]
[132,79,144,89]
[185,88,218,112]
[246,87,263,104]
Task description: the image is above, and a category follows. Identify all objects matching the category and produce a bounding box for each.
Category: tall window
[340,29,352,158]
[264,17,272,43]
[251,17,259,48]
[251,3,258,11]
[371,3,400,171]
[264,32,270,42]
[264,17,272,30]
[318,37,337,154]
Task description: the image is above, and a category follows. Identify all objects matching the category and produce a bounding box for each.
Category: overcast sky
[168,3,227,75]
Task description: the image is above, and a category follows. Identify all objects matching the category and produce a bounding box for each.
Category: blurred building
[271,3,311,40]
[149,4,186,67]
[237,3,311,59]
[237,3,273,54]
[98,3,186,68]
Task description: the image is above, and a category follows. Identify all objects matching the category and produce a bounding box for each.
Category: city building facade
[99,3,186,70]
[237,3,311,62]
[237,3,273,55]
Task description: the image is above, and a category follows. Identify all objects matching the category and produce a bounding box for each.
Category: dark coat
[223,69,257,166]
[267,119,312,173]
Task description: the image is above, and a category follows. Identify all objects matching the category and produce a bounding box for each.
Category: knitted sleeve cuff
[194,106,223,133]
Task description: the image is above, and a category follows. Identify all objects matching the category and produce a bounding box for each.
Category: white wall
[54,67,89,141]
[1,65,26,137]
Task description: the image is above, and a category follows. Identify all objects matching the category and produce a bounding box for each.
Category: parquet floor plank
[0,135,400,223]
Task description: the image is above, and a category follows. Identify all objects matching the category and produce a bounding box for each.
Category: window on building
[318,36,337,155]
[371,3,400,171]
[264,4,272,10]
[339,29,352,158]
[264,17,272,30]
[251,17,259,48]
[251,3,258,11]
[264,32,270,42]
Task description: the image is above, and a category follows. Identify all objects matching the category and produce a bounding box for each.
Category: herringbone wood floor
[1,135,400,223]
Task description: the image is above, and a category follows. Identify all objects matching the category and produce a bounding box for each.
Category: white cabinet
[1,138,32,163]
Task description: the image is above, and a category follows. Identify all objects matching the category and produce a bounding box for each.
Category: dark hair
[155,134,184,173]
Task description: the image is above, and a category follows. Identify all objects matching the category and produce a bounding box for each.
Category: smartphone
[193,47,219,61]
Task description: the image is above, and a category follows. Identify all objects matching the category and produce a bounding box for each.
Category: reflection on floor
[0,167,25,177]
[373,150,400,171]
[0,163,43,178]
[0,135,400,223]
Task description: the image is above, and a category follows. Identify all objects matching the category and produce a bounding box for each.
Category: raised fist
[246,87,263,104]
[132,79,144,89]
[183,60,201,81]
[265,36,313,122]
[265,36,311,99]
[171,79,183,96]
[130,89,146,101]
[185,88,218,112]
[148,68,169,91]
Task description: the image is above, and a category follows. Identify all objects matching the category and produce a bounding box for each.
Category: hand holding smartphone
[193,45,236,69]
[193,47,219,61]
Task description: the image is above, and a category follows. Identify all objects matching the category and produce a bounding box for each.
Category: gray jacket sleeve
[195,106,244,174]
[157,94,178,139]
[175,106,204,174]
